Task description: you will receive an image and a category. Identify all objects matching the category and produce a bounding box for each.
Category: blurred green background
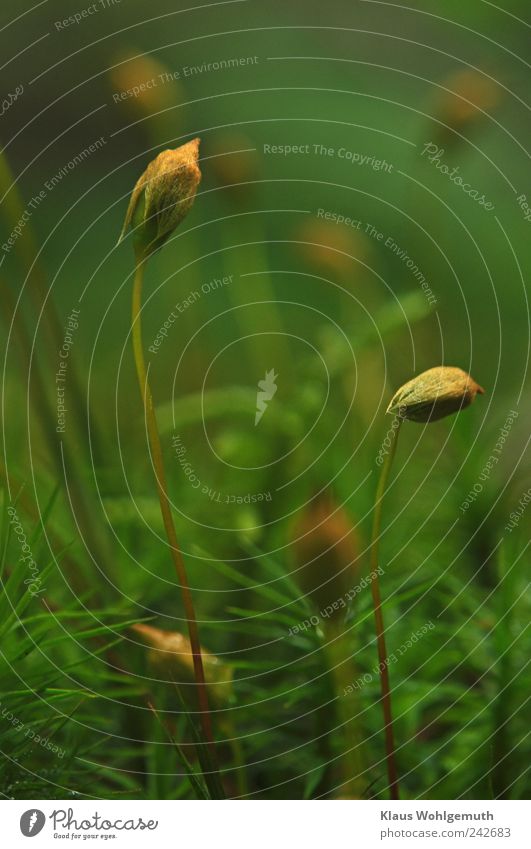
[0,0,529,800]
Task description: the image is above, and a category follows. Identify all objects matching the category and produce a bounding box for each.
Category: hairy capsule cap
[291,494,361,619]
[387,366,484,423]
[119,138,201,259]
[131,623,232,704]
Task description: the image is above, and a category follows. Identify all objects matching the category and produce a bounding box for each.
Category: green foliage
[1,0,529,799]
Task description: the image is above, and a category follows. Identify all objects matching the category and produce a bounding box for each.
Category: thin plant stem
[369,416,402,800]
[220,716,248,798]
[222,217,290,375]
[131,257,216,759]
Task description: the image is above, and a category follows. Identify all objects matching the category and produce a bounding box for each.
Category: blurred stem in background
[291,494,367,797]
[221,215,290,376]
[208,138,290,375]
[0,273,112,590]
[322,621,367,798]
[490,544,514,799]
[0,148,105,464]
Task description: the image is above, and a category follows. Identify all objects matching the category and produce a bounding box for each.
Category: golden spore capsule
[387,366,484,423]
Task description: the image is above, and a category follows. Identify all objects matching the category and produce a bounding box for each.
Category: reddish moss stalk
[132,258,216,757]
[369,419,401,800]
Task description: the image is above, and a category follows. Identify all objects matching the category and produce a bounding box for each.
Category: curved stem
[132,258,216,758]
[370,417,402,800]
